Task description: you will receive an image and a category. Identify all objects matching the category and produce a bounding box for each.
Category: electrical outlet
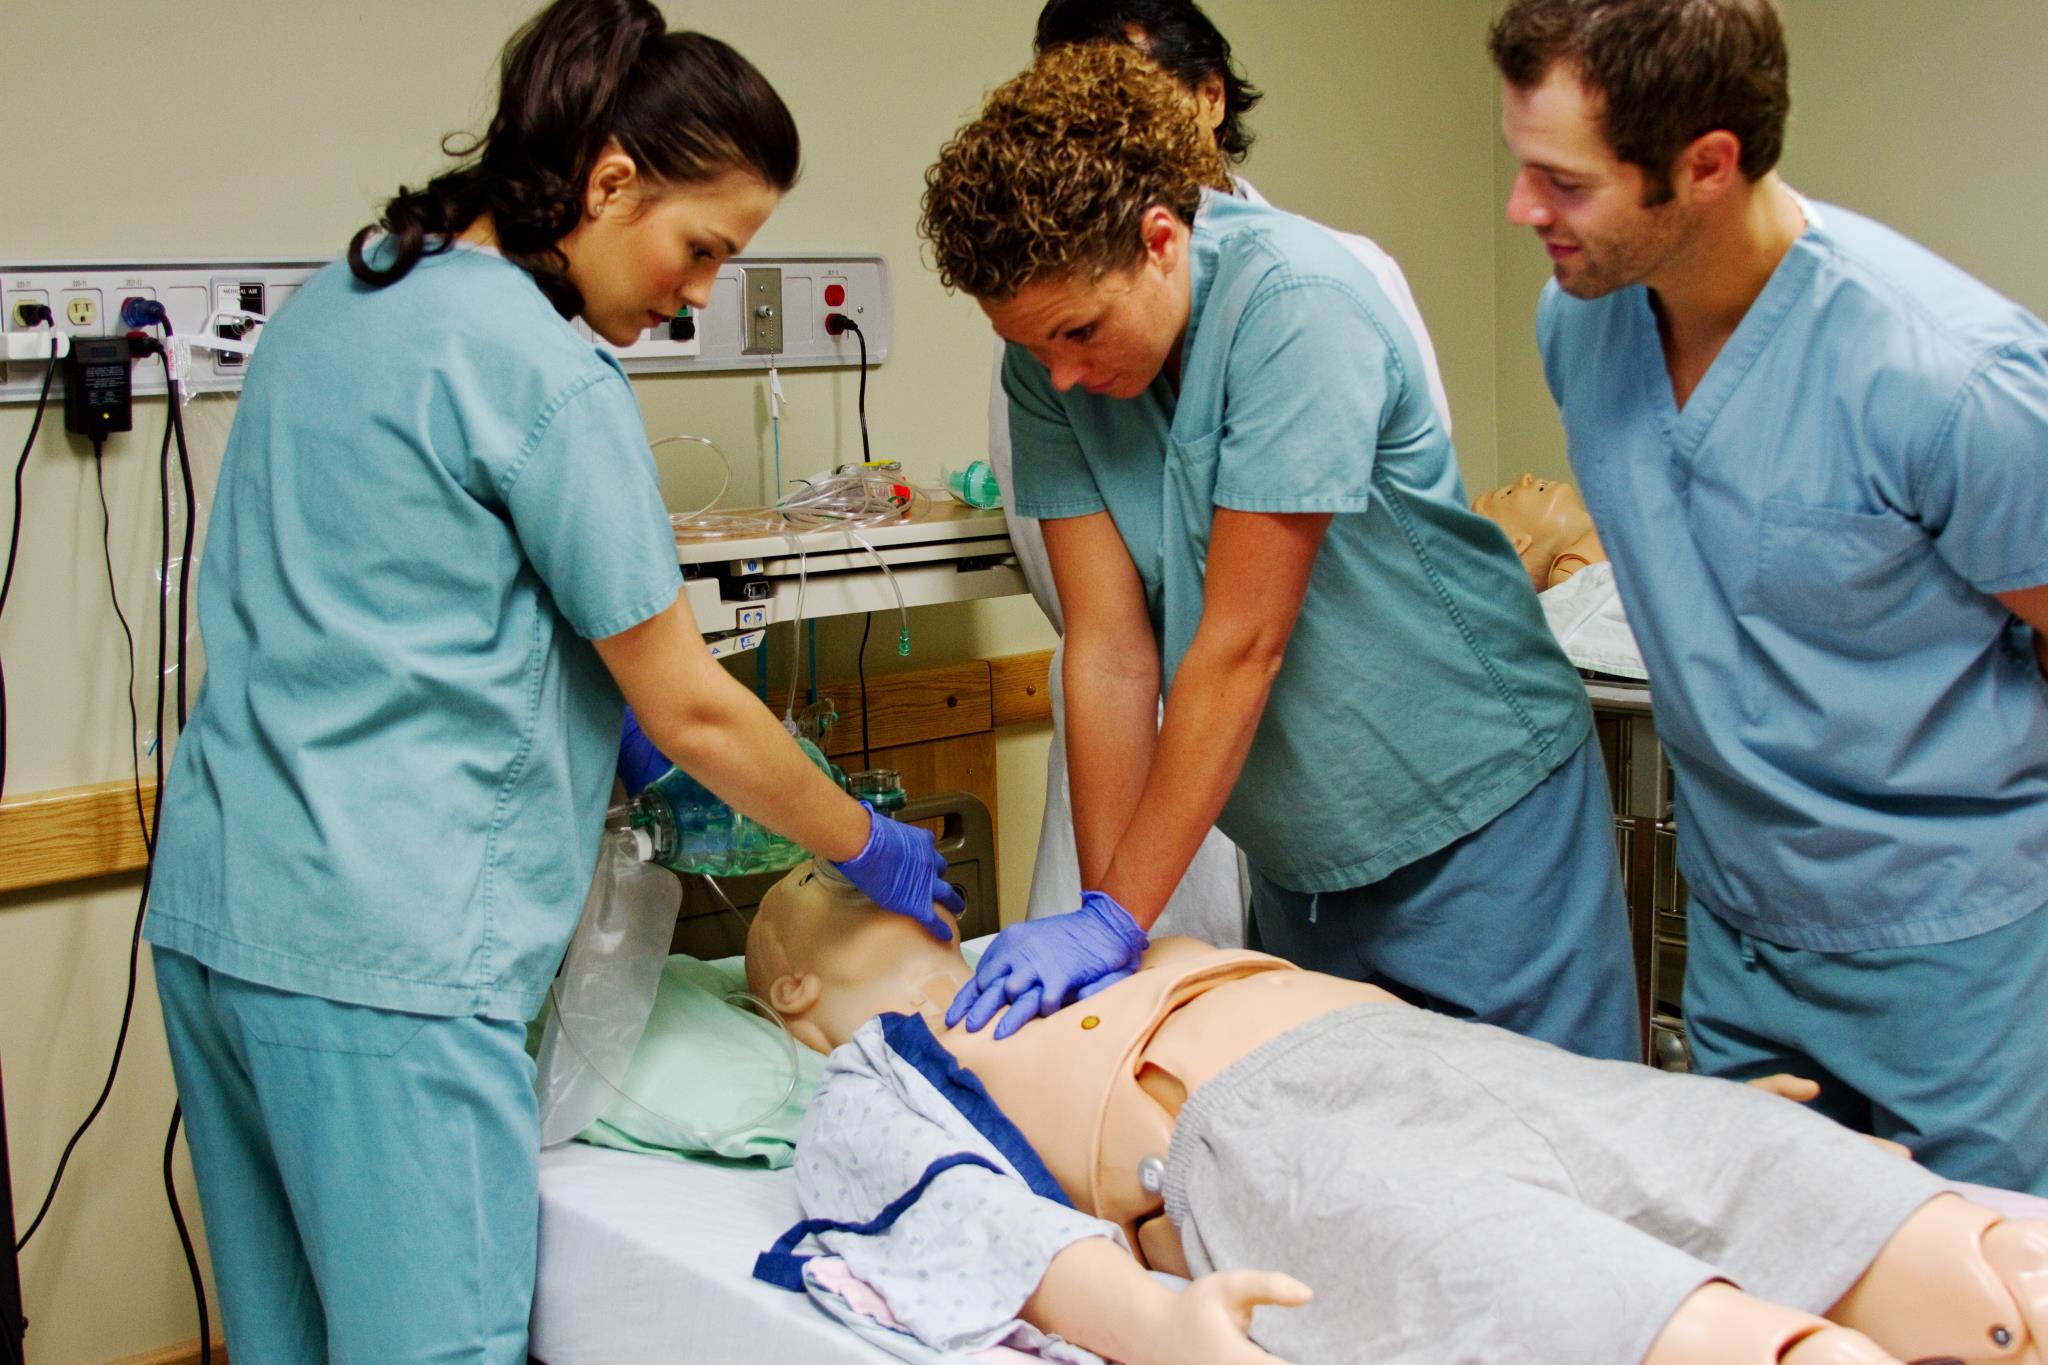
[7,291,50,329]
[62,291,101,332]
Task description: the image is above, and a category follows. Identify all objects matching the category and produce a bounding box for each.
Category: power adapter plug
[64,337,133,440]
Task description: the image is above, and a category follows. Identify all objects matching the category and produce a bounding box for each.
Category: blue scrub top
[146,245,684,1019]
[1540,199,2048,952]
[1008,192,1591,893]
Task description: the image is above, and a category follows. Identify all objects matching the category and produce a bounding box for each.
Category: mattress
[531,1141,896,1365]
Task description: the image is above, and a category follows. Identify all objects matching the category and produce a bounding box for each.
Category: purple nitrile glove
[945,890,1148,1040]
[616,706,669,798]
[830,802,965,943]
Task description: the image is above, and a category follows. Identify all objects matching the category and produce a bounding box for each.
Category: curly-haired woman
[930,44,1638,1063]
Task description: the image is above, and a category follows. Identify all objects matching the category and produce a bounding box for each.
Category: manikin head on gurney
[1472,472,1609,592]
[744,860,971,1054]
[745,861,2048,1365]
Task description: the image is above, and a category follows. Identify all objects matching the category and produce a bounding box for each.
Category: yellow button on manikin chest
[1080,1015,1101,1030]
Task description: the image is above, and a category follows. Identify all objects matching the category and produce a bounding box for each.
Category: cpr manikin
[1473,472,1609,592]
[748,863,2048,1365]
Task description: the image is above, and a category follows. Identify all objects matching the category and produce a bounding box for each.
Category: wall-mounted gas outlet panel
[2,253,891,403]
[576,254,891,375]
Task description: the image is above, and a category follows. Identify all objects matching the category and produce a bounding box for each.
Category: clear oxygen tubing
[537,822,801,1150]
[650,433,735,524]
[666,453,922,658]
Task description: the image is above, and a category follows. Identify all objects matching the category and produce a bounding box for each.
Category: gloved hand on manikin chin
[831,801,965,943]
[946,891,1149,1040]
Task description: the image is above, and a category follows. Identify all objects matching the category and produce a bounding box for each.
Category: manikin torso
[905,938,1398,1271]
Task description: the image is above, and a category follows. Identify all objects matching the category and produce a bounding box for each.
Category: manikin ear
[1673,129,1743,205]
[1507,528,1534,557]
[767,970,822,1021]
[584,143,640,220]
[1189,71,1227,137]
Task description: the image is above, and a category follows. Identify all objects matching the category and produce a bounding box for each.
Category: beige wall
[0,3,1497,1360]
[1489,0,2048,483]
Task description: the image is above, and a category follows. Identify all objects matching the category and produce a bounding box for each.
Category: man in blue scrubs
[1490,0,2048,1192]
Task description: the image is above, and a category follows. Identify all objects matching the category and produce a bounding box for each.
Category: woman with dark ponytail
[144,3,958,1359]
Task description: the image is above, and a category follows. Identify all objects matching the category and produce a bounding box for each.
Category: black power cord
[92,437,147,835]
[11,328,212,1361]
[826,315,879,776]
[0,341,59,1365]
[163,1103,208,1360]
[857,611,874,772]
[826,314,870,465]
[135,327,214,1358]
[0,350,61,806]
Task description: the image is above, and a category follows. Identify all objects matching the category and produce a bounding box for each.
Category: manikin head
[1487,0,1790,298]
[1472,473,1599,591]
[745,861,967,1055]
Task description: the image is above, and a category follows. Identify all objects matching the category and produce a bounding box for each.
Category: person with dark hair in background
[991,0,1457,952]
[143,1,956,1358]
[933,42,1641,1064]
[1490,0,2048,1194]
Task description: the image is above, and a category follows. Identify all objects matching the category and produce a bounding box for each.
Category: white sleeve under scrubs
[146,245,682,1020]
[1538,199,2048,1191]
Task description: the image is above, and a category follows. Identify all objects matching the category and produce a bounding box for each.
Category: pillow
[577,954,822,1169]
[573,939,992,1169]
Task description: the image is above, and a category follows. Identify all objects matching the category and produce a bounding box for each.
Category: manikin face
[1500,65,1691,300]
[1471,472,1589,536]
[745,862,966,1054]
[560,160,781,347]
[979,209,1193,400]
[1472,473,1595,589]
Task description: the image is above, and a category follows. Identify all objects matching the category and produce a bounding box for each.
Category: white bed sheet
[532,1142,896,1365]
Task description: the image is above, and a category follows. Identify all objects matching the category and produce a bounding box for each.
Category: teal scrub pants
[1684,901,2048,1196]
[153,947,538,1363]
[1248,736,1641,1062]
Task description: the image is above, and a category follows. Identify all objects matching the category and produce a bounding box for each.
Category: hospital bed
[533,1125,2048,1365]
[528,838,2048,1365]
[531,855,1003,1365]
[532,1141,896,1365]
[533,1136,2048,1365]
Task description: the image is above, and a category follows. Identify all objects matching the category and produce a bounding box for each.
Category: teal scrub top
[1007,192,1591,892]
[1539,199,2048,952]
[146,245,683,1019]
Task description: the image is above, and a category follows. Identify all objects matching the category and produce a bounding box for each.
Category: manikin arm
[1995,583,2048,679]
[1024,1236,1310,1365]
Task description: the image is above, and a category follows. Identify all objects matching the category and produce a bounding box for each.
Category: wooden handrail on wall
[0,779,159,895]
[0,651,1057,896]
